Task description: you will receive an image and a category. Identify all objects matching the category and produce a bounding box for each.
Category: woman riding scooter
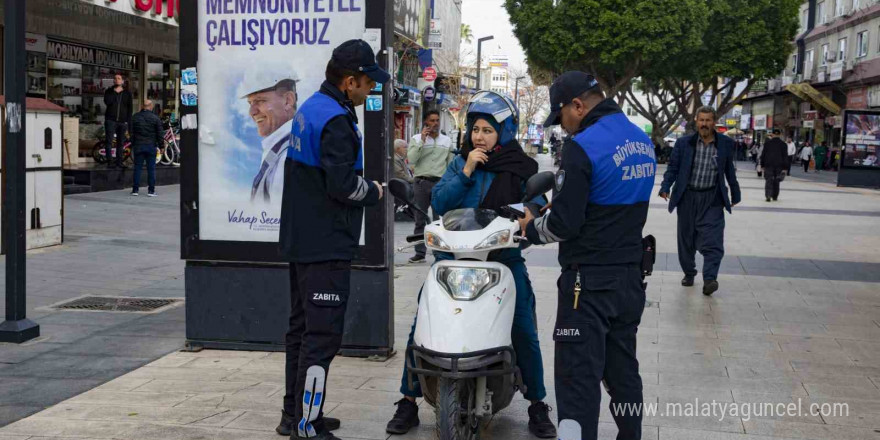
[386,91,556,439]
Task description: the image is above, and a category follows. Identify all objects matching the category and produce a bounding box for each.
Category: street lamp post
[0,0,38,344]
[514,75,526,108]
[476,35,494,90]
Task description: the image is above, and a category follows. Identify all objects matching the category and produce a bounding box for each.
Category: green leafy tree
[504,0,708,96]
[632,0,801,135]
[460,23,474,44]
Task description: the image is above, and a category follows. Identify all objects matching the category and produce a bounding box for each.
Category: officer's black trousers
[284,260,351,438]
[554,264,645,440]
[676,189,725,282]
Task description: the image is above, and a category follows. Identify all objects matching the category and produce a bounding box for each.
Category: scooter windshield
[442,208,498,232]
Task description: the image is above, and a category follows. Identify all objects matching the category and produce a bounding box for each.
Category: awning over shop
[785,83,841,115]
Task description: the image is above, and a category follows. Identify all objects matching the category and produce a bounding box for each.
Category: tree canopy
[504,0,708,95]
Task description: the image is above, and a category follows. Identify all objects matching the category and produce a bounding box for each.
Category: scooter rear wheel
[435,378,480,440]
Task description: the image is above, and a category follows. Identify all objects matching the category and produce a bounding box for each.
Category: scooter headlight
[436,267,501,301]
[474,230,511,250]
[425,232,451,250]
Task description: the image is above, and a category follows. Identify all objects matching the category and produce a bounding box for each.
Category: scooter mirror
[522,171,555,202]
[388,178,414,204]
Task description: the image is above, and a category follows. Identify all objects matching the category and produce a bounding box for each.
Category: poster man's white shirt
[254,119,293,203]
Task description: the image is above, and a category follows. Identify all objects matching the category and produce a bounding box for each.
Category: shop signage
[129,0,177,19]
[804,110,818,121]
[423,86,435,102]
[25,33,47,53]
[428,19,443,50]
[750,80,768,93]
[830,61,844,81]
[848,87,869,109]
[46,40,138,71]
[393,0,422,45]
[423,67,437,81]
[754,114,768,130]
[79,0,179,24]
[740,114,751,130]
[869,84,880,108]
[804,120,815,128]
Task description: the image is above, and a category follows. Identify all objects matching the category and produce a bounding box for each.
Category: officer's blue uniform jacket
[526,99,656,266]
[659,132,741,213]
[279,81,379,263]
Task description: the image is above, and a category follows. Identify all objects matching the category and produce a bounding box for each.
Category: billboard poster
[197,1,367,242]
[753,114,767,131]
[843,110,880,168]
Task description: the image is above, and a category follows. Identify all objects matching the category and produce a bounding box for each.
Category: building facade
[0,0,179,159]
[742,0,880,149]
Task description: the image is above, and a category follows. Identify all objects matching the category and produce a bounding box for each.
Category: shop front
[1,0,179,166]
[393,86,422,142]
[750,98,774,145]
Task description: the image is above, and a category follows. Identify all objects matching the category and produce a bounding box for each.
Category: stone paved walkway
[1,156,879,439]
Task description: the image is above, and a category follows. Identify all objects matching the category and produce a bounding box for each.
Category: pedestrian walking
[786,137,796,174]
[520,71,655,440]
[760,129,789,202]
[659,107,742,296]
[814,142,828,173]
[277,39,389,440]
[103,73,133,168]
[800,142,813,173]
[407,110,454,263]
[129,99,163,197]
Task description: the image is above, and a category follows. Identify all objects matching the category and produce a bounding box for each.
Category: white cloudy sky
[460,0,528,74]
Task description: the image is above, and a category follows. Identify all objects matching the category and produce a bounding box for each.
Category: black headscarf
[461,117,538,210]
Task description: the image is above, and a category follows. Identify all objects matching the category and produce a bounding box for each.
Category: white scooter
[389,172,555,440]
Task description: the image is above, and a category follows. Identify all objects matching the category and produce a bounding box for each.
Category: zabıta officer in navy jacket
[276,40,389,440]
[521,72,656,440]
[386,91,558,439]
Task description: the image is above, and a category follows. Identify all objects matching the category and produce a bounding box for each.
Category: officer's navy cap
[543,71,600,127]
[331,39,391,84]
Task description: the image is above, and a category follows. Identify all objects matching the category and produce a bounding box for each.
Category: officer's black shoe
[703,280,719,296]
[766,197,771,202]
[681,276,695,287]
[386,398,420,434]
[408,255,426,264]
[527,401,557,439]
[276,411,340,436]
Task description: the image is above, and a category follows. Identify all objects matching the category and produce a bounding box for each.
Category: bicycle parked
[158,120,181,166]
[92,120,178,166]
[91,127,135,167]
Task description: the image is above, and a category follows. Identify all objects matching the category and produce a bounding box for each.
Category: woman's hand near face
[463,149,489,177]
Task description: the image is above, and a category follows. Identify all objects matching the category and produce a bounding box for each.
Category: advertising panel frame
[179,0,396,355]
[179,1,393,270]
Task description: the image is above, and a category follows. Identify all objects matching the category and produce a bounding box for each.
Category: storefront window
[44,39,142,145]
[48,60,141,142]
[147,58,181,122]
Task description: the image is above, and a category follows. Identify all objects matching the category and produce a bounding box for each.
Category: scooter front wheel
[435,378,481,440]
